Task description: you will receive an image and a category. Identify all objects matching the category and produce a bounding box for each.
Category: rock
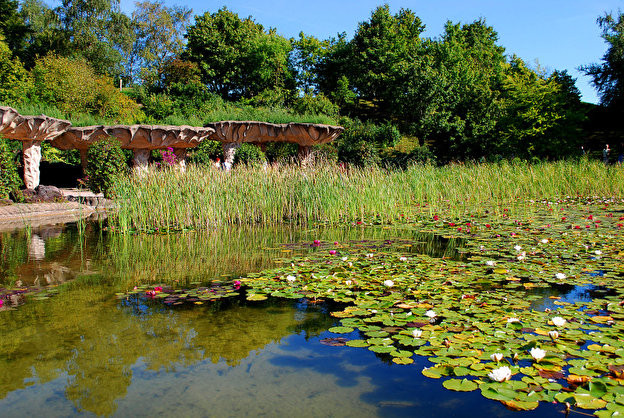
[22,185,66,203]
[37,185,64,202]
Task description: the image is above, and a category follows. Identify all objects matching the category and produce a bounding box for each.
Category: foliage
[582,12,624,109]
[291,93,339,118]
[30,54,143,122]
[290,32,329,93]
[415,20,505,161]
[0,137,22,199]
[0,36,31,105]
[187,140,222,166]
[234,143,266,165]
[0,0,28,57]
[110,160,624,231]
[338,120,401,166]
[184,7,293,100]
[497,58,585,158]
[55,0,135,77]
[85,137,128,197]
[127,1,192,83]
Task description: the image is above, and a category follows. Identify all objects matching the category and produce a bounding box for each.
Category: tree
[128,1,192,84]
[0,0,28,56]
[290,32,329,93]
[582,12,624,109]
[498,58,585,158]
[184,7,293,100]
[54,0,134,77]
[415,20,506,161]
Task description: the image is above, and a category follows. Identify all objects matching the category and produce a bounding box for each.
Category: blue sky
[116,0,623,104]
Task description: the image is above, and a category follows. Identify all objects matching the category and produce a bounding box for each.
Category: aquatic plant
[109,160,624,232]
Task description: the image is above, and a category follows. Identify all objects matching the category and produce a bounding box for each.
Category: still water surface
[0,224,562,417]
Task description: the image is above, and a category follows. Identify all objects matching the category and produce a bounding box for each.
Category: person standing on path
[603,144,611,164]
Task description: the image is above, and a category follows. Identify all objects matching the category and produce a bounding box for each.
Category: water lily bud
[548,330,559,340]
[512,353,519,361]
[490,353,503,362]
[529,347,546,362]
[488,366,512,382]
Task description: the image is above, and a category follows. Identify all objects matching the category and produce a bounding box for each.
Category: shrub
[188,140,223,166]
[31,55,143,122]
[0,36,31,105]
[0,137,22,199]
[384,145,436,168]
[86,137,128,198]
[234,143,266,165]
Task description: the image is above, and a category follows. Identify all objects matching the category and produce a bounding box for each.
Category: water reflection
[0,223,468,416]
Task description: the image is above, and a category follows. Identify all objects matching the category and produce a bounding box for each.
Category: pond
[0,201,623,417]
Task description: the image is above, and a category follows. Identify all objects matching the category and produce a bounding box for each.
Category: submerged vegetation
[110,160,624,232]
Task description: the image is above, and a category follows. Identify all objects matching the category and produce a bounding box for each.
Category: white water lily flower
[366,253,374,258]
[345,280,352,286]
[540,239,548,244]
[507,317,520,323]
[595,250,603,255]
[514,245,522,251]
[485,260,495,266]
[530,347,546,362]
[286,275,296,282]
[347,262,353,267]
[517,252,526,261]
[555,273,567,280]
[549,330,559,340]
[488,366,512,382]
[551,316,567,327]
[412,329,422,338]
[425,310,437,319]
[341,256,348,261]
[490,353,503,362]
[399,256,408,262]
[384,279,394,287]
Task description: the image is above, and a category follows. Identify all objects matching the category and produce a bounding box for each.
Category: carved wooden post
[222,142,240,171]
[173,148,187,172]
[298,145,314,167]
[132,149,150,175]
[22,140,42,189]
[80,148,88,175]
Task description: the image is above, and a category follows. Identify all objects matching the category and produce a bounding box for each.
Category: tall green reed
[109,160,624,232]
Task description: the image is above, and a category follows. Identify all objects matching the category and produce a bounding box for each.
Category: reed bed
[109,160,624,232]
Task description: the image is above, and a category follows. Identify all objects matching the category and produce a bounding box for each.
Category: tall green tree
[128,1,192,84]
[0,0,28,56]
[290,32,329,93]
[55,0,134,77]
[582,12,624,109]
[498,58,585,158]
[415,20,506,161]
[184,7,293,100]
